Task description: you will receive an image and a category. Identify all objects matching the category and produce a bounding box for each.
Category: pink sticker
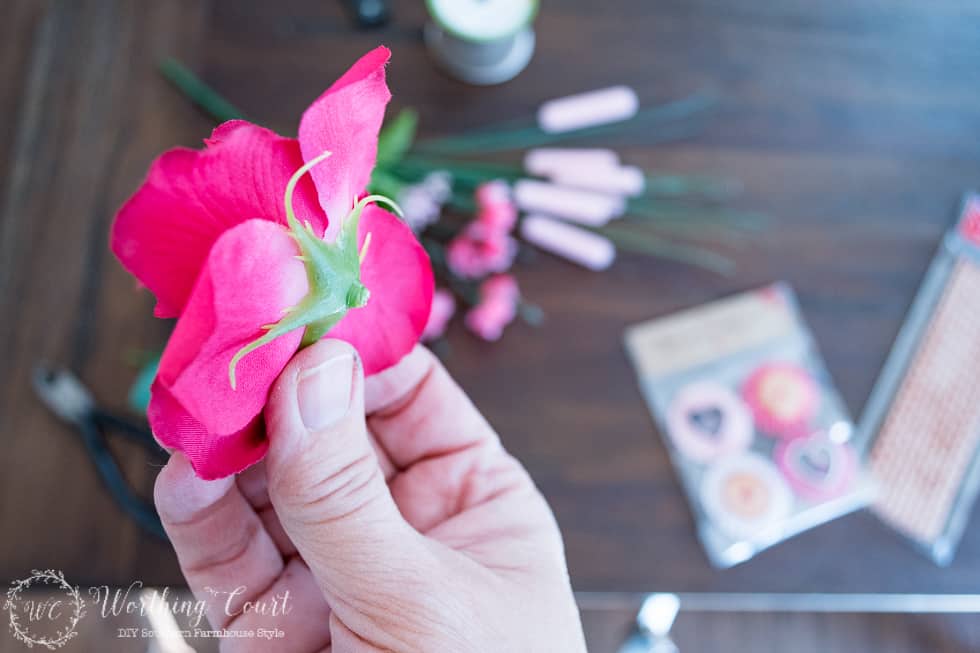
[742,362,819,439]
[961,199,980,246]
[700,452,793,541]
[776,432,856,501]
[666,381,753,463]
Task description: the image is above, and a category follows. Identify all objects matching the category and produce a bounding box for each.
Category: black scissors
[32,365,168,540]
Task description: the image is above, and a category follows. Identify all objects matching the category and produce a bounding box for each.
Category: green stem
[591,224,736,275]
[158,58,247,124]
[413,92,717,155]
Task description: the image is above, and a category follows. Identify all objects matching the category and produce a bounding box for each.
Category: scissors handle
[77,418,167,540]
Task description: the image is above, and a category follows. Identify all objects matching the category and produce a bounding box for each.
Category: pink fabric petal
[298,46,392,240]
[111,121,324,318]
[149,219,309,479]
[327,205,433,375]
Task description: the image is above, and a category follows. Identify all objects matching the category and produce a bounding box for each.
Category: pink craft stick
[523,148,620,177]
[520,214,616,270]
[537,86,639,134]
[514,179,625,227]
[550,164,646,197]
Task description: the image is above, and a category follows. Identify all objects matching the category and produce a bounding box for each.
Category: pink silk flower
[111,47,433,479]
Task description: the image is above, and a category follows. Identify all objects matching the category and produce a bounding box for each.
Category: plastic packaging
[624,283,873,568]
[856,193,980,566]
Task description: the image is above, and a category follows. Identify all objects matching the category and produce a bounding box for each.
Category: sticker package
[624,283,873,568]
[856,193,980,565]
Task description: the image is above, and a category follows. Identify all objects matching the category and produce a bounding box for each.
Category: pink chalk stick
[523,148,620,177]
[514,179,625,226]
[537,86,639,134]
[520,214,616,270]
[550,164,646,197]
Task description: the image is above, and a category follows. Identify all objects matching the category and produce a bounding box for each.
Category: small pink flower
[399,170,452,232]
[421,288,456,341]
[465,274,520,341]
[477,202,518,234]
[475,179,511,208]
[446,226,516,279]
[475,180,517,233]
[481,273,520,302]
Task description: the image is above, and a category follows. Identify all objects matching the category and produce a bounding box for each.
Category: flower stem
[158,58,248,124]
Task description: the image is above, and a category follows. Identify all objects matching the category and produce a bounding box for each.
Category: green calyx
[228,151,401,389]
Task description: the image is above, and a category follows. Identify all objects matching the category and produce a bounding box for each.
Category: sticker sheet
[857,193,980,565]
[625,283,873,568]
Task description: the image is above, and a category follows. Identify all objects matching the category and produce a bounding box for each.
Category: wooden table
[3,0,980,601]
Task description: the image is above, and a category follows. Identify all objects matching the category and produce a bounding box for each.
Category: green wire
[158,58,248,124]
[413,92,718,155]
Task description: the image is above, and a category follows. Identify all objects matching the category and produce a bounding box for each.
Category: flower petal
[149,219,309,479]
[111,121,324,318]
[298,46,392,241]
[326,205,433,375]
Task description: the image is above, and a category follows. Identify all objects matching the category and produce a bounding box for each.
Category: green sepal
[227,153,403,389]
[375,108,418,166]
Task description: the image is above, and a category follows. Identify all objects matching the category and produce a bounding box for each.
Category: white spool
[424,0,538,85]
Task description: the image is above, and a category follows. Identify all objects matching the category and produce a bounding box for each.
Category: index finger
[364,345,500,470]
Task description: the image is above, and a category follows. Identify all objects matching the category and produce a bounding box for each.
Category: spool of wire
[424,0,539,85]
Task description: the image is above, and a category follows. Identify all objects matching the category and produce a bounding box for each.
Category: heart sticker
[667,381,752,463]
[776,432,856,501]
[701,452,793,541]
[689,407,724,438]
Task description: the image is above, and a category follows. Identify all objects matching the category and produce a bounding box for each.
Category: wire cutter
[32,365,168,540]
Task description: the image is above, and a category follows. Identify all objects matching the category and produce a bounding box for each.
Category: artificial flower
[474,180,517,233]
[421,288,457,342]
[445,181,519,279]
[465,274,520,341]
[446,226,517,279]
[477,202,518,234]
[111,46,433,479]
[398,170,452,233]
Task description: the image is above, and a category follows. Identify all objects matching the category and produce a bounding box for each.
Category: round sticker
[776,431,857,501]
[701,453,793,540]
[666,381,753,463]
[742,362,819,439]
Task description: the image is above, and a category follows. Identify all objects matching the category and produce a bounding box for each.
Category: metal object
[616,594,680,653]
[33,365,168,540]
[424,22,535,86]
[423,0,537,85]
[581,591,980,615]
[599,591,980,653]
[343,0,390,28]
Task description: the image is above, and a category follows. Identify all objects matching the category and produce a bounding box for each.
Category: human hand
[154,339,586,652]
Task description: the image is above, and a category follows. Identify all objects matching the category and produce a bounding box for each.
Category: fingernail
[156,453,233,521]
[298,352,354,431]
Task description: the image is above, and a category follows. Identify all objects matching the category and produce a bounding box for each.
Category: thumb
[263,339,431,604]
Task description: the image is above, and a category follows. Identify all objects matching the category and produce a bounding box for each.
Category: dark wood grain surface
[2,0,980,602]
